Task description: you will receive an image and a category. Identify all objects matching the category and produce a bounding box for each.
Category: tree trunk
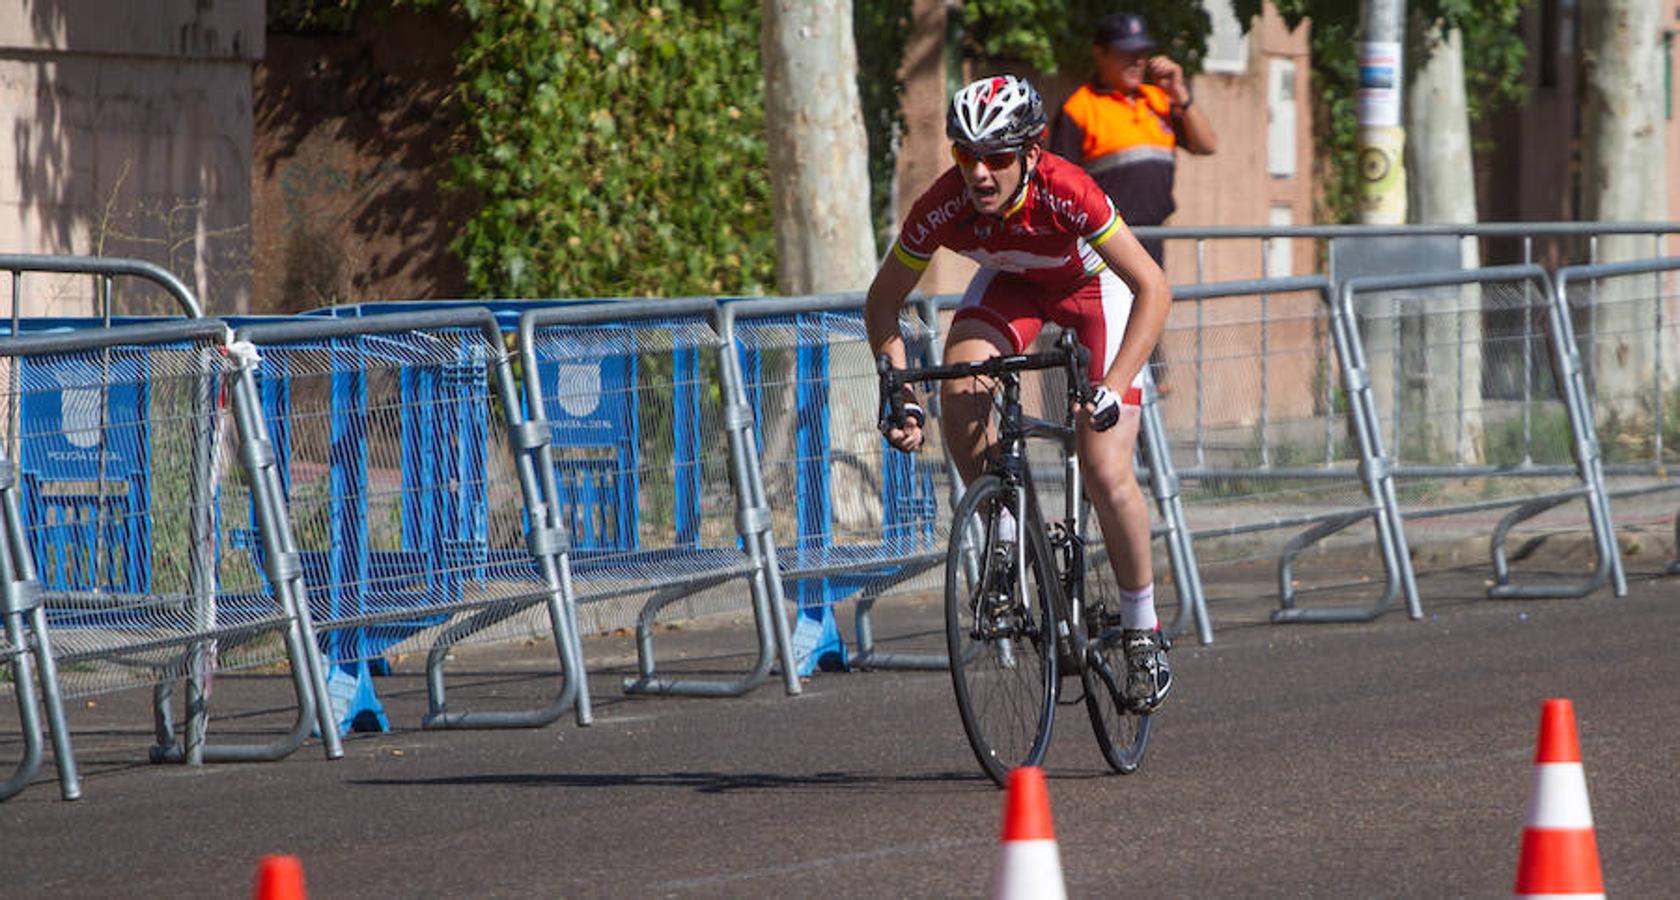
[760,0,877,294]
[1406,20,1484,465]
[1580,0,1669,433]
[760,1,884,538]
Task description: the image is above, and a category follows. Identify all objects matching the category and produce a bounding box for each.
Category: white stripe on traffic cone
[1514,698,1604,899]
[990,766,1066,900]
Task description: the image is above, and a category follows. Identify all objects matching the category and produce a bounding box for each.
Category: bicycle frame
[880,331,1097,671]
[997,361,1092,672]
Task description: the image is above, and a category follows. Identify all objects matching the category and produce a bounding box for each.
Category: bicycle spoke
[946,475,1056,787]
[1081,582,1151,773]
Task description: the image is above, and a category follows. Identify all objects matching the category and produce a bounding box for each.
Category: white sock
[996,506,1017,544]
[1119,584,1157,632]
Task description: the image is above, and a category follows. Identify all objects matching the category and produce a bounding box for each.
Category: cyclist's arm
[1092,223,1170,397]
[865,251,923,369]
[866,251,928,452]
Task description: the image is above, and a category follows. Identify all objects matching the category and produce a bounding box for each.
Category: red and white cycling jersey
[891,151,1123,288]
[891,151,1142,397]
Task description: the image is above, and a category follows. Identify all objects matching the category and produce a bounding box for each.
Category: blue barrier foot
[791,603,849,677]
[313,661,391,737]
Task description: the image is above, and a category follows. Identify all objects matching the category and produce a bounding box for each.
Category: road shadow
[348,767,988,795]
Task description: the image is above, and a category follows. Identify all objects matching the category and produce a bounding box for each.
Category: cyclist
[865,74,1173,710]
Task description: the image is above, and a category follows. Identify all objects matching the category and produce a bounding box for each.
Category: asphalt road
[2,554,1676,898]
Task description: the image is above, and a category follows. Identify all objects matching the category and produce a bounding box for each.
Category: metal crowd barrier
[0,317,330,781]
[1155,275,1417,628]
[0,254,204,321]
[1134,222,1680,287]
[234,308,588,732]
[5,241,1676,802]
[1340,265,1618,601]
[519,299,801,698]
[1555,257,1680,585]
[0,455,76,800]
[721,295,953,670]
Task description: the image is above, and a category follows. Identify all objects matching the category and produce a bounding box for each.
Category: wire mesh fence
[726,297,952,669]
[1156,279,1402,625]
[523,313,756,634]
[242,324,550,664]
[5,332,287,697]
[0,317,325,776]
[1344,267,1614,600]
[1559,261,1680,578]
[520,299,798,698]
[3,241,1679,801]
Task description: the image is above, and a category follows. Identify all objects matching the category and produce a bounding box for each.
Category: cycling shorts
[951,266,1145,404]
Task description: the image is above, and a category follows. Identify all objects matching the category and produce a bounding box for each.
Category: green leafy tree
[450,0,774,298]
[956,1,1215,76]
[273,0,910,298]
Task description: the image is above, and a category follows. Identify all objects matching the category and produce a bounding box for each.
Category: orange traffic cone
[252,854,307,900]
[990,766,1066,900]
[1514,699,1604,898]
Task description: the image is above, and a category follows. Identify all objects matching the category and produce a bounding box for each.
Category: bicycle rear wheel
[1080,544,1151,773]
[946,474,1057,787]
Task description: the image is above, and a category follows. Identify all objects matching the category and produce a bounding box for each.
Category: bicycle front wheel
[946,474,1057,787]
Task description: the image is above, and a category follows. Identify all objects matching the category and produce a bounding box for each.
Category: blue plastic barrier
[19,356,153,597]
[725,301,944,675]
[243,328,504,730]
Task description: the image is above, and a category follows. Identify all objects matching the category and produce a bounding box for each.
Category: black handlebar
[876,330,1098,436]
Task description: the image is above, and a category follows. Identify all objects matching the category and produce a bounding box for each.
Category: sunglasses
[950,144,1020,171]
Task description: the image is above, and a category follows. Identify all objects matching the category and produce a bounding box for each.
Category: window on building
[1267,58,1297,178]
[1266,205,1294,277]
[1665,30,1673,120]
[1202,0,1249,74]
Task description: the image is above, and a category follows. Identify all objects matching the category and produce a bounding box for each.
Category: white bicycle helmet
[946,75,1047,152]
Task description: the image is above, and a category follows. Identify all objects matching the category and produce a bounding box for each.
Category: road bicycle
[878,330,1152,787]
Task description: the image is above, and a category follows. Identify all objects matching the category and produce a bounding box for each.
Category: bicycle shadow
[347,768,986,795]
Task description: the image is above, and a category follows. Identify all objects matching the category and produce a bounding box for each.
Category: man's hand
[1146,56,1191,105]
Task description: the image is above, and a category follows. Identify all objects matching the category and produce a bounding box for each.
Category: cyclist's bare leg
[1077,405,1152,592]
[939,317,1013,484]
[1080,404,1171,705]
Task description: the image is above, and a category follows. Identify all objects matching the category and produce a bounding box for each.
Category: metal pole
[1358,0,1407,224]
[1259,240,1271,467]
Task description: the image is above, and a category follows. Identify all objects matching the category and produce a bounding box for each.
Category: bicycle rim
[1080,555,1151,773]
[945,474,1057,787]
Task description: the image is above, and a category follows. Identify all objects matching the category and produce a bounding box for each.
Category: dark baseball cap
[1094,13,1155,53]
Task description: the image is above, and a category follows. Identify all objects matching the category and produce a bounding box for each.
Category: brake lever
[1058,331,1096,405]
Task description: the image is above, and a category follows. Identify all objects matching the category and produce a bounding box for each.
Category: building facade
[0,0,262,315]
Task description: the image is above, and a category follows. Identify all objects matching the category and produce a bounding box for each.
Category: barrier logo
[556,362,603,419]
[58,361,104,449]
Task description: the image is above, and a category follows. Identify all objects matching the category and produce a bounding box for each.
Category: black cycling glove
[878,389,926,438]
